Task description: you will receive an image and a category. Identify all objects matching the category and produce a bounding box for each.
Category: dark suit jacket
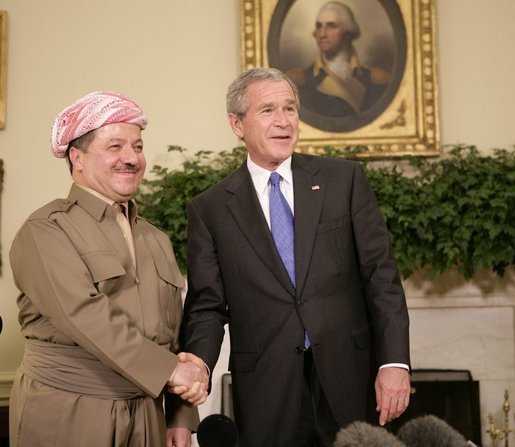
[181,153,410,446]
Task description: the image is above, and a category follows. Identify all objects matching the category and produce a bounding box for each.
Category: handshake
[167,352,209,405]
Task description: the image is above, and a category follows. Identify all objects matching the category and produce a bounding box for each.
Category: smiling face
[228,79,299,170]
[69,122,146,202]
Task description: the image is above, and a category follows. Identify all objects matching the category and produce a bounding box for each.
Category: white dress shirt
[247,155,294,228]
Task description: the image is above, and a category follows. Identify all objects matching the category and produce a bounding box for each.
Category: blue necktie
[269,172,295,286]
[269,172,310,349]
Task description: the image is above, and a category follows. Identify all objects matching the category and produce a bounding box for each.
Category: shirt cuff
[379,363,410,371]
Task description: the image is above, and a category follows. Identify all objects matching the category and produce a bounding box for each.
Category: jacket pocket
[154,258,185,288]
[80,250,125,282]
[230,352,258,373]
[317,216,347,234]
[154,257,185,337]
[352,324,371,350]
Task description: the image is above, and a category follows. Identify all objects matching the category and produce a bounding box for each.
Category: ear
[228,113,244,140]
[68,147,84,172]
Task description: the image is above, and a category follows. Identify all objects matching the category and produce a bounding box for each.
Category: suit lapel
[225,164,296,294]
[292,154,324,296]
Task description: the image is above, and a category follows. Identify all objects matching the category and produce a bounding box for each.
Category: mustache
[114,164,141,173]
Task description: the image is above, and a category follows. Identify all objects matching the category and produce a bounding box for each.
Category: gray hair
[318,1,361,41]
[226,67,300,118]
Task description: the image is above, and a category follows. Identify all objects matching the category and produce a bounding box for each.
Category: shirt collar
[247,155,293,195]
[72,183,135,222]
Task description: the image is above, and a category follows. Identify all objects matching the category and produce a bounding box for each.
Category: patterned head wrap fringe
[50,91,148,158]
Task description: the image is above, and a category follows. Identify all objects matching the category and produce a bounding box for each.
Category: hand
[167,352,209,405]
[177,351,208,372]
[166,427,192,447]
[375,367,411,426]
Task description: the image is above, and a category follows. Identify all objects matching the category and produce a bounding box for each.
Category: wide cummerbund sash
[22,339,146,399]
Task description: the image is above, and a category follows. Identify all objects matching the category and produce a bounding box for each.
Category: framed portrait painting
[0,10,7,129]
[240,0,440,157]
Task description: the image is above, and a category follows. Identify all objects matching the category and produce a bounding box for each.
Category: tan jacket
[10,184,197,429]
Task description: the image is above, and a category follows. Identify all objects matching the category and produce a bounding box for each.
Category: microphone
[196,414,238,447]
[397,414,469,447]
[333,421,406,447]
[0,315,2,334]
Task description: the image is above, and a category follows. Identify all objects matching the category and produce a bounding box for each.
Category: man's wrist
[379,363,410,371]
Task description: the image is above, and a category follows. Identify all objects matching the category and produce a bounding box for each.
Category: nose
[120,144,139,164]
[273,110,289,127]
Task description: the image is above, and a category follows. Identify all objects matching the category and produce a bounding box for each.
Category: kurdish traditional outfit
[9,91,198,447]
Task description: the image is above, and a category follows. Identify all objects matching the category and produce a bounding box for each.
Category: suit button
[295,346,304,354]
[296,299,304,306]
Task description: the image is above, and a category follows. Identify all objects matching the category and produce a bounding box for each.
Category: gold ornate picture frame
[0,11,7,129]
[241,0,439,157]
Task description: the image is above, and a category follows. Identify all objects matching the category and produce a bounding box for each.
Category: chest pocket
[317,216,347,234]
[153,257,185,337]
[81,250,126,281]
[154,257,185,289]
[80,250,126,295]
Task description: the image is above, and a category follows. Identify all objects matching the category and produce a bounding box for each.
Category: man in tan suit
[9,91,207,447]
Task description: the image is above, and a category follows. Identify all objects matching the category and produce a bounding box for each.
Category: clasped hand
[167,352,209,405]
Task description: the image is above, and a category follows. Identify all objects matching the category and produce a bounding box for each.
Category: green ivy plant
[135,146,247,272]
[136,144,515,279]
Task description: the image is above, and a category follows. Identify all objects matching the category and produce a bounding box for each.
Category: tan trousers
[9,372,166,447]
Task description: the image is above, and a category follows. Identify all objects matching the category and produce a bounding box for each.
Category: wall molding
[0,372,15,406]
[404,267,515,309]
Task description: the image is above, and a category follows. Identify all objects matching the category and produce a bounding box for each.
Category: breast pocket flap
[80,251,126,282]
[317,216,347,234]
[154,258,185,288]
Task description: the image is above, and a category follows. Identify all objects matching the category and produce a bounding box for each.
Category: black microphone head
[197,414,238,447]
[397,414,469,447]
[333,421,406,447]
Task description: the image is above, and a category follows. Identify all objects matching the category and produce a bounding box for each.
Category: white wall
[0,0,514,436]
[435,0,515,147]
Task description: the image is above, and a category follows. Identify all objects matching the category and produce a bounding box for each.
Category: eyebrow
[258,98,296,109]
[316,20,338,26]
[107,137,143,144]
[259,101,274,109]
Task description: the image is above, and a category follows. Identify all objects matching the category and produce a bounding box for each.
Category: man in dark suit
[179,68,410,447]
